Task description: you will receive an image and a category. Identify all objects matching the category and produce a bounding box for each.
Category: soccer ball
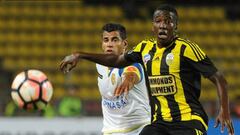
[11,69,53,110]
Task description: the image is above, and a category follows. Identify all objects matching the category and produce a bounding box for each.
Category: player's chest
[141,48,181,74]
[100,67,121,82]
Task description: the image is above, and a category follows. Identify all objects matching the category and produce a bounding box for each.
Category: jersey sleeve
[183,41,207,62]
[183,42,218,78]
[119,63,143,83]
[124,41,145,63]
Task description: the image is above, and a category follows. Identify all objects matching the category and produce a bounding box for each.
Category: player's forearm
[217,79,229,111]
[209,72,229,111]
[74,52,131,68]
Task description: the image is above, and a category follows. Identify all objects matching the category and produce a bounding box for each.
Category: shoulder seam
[178,39,206,60]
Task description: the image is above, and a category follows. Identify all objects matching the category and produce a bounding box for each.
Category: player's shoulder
[96,63,106,69]
[176,37,200,47]
[138,38,156,49]
[177,37,206,60]
[141,37,156,44]
[130,63,143,69]
[96,63,108,74]
[120,63,143,74]
[133,38,156,52]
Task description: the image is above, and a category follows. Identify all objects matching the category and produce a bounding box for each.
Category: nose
[159,22,167,29]
[106,41,114,47]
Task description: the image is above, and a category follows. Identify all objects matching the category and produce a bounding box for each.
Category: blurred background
[0,0,239,134]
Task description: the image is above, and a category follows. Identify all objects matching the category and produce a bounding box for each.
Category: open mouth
[106,50,113,53]
[158,31,167,39]
[159,31,167,36]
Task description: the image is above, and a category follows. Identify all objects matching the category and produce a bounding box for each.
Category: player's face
[152,10,176,46]
[102,31,127,55]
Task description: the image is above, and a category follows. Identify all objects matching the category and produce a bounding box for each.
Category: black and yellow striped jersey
[124,37,217,131]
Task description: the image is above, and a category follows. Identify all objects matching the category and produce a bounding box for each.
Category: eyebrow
[103,36,120,40]
[111,36,119,40]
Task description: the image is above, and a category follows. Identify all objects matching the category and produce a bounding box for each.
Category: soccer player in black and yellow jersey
[60,4,234,135]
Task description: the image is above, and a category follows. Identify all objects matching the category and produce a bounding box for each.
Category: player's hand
[60,53,79,73]
[114,73,137,96]
[214,107,234,135]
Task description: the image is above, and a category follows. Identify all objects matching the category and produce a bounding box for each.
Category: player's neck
[157,36,176,48]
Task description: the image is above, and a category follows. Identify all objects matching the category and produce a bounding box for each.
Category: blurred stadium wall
[0,0,239,134]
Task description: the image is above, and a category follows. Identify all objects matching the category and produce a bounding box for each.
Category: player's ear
[174,22,178,30]
[123,40,128,52]
[123,40,128,47]
[173,23,178,35]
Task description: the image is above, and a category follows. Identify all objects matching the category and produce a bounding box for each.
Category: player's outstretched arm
[59,52,132,73]
[208,71,234,135]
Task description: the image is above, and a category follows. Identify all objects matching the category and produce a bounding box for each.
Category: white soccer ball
[11,69,53,110]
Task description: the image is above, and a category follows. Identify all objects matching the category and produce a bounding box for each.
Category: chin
[159,38,168,43]
[106,51,116,55]
[159,39,171,46]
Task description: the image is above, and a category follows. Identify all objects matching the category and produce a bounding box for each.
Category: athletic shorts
[139,120,207,135]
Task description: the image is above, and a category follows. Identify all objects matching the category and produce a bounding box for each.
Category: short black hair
[153,4,178,26]
[154,4,178,18]
[102,23,127,40]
